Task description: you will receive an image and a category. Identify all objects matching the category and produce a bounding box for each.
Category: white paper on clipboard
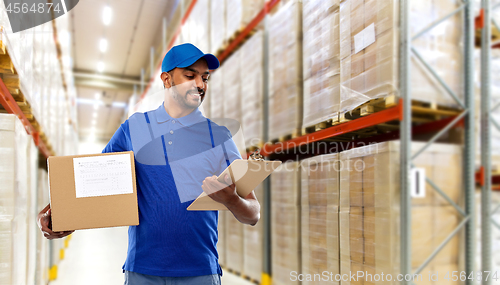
[187,159,282,211]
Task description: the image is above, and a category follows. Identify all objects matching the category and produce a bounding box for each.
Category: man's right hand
[37,204,74,240]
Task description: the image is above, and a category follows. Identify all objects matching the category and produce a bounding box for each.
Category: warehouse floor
[49,227,253,285]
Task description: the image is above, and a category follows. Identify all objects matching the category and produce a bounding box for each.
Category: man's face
[167,59,210,110]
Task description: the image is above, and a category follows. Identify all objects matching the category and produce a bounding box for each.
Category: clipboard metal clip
[249,148,264,161]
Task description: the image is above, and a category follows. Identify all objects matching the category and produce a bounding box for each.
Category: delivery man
[37,43,260,285]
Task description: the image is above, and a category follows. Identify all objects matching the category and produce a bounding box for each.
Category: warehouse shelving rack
[480,0,500,284]
[260,1,476,284]
[0,19,73,159]
[134,0,486,284]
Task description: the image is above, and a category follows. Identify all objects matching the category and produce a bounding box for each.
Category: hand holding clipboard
[188,150,282,211]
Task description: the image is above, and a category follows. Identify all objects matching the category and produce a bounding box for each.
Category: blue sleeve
[102,120,131,153]
[216,127,242,175]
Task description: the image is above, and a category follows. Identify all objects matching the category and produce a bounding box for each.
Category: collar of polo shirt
[154,103,205,127]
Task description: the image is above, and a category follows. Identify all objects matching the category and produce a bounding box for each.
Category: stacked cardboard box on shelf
[475,191,500,276]
[218,211,227,267]
[211,0,226,54]
[0,8,78,156]
[209,65,225,120]
[27,137,39,284]
[268,0,303,141]
[271,161,301,285]
[243,184,264,282]
[222,50,242,124]
[12,116,30,285]
[339,0,400,116]
[36,169,50,285]
[302,0,341,128]
[240,30,264,149]
[301,154,341,284]
[0,114,38,284]
[409,0,463,106]
[474,49,500,170]
[226,211,245,274]
[298,0,464,125]
[339,141,463,285]
[226,0,265,41]
[181,0,209,54]
[0,114,16,284]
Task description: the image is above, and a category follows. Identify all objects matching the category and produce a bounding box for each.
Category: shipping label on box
[48,151,139,232]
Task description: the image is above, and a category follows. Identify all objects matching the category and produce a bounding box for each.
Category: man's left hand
[201,174,239,206]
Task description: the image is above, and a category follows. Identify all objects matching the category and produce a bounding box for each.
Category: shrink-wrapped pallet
[243,184,264,282]
[271,161,301,285]
[209,65,224,120]
[183,0,209,53]
[302,0,341,128]
[338,0,464,118]
[27,139,39,285]
[0,114,16,284]
[0,114,30,284]
[36,169,50,285]
[219,52,247,154]
[268,0,303,141]
[240,30,264,148]
[475,191,500,279]
[474,49,500,169]
[226,0,265,41]
[222,50,242,123]
[301,154,340,284]
[211,0,226,54]
[218,211,227,267]
[13,117,29,285]
[226,211,244,274]
[339,141,463,285]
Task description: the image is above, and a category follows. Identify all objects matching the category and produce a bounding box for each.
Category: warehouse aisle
[49,227,128,285]
[49,226,253,285]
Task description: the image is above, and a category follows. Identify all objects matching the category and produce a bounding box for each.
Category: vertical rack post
[464,0,476,283]
[399,0,412,282]
[481,0,492,284]
[262,11,272,284]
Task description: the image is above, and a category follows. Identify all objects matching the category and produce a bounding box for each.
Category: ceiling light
[95,93,100,100]
[97,61,104,73]
[99,38,108,53]
[103,6,112,26]
[93,112,97,118]
[59,30,70,46]
[93,103,99,110]
[62,56,71,67]
[112,102,127,108]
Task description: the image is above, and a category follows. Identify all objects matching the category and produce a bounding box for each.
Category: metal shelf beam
[0,78,52,158]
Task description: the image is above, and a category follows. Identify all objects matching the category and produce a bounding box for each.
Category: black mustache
[187,88,205,96]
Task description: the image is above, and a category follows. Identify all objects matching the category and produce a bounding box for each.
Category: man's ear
[161,71,172,88]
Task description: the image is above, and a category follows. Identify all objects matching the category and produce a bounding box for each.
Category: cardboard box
[48,151,139,232]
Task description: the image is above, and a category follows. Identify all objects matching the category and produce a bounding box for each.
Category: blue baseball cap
[161,43,220,73]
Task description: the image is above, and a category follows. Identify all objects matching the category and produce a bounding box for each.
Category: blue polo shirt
[102,103,241,277]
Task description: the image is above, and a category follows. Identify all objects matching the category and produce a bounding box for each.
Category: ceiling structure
[71,0,179,142]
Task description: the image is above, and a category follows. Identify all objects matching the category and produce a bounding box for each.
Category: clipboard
[187,159,282,211]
